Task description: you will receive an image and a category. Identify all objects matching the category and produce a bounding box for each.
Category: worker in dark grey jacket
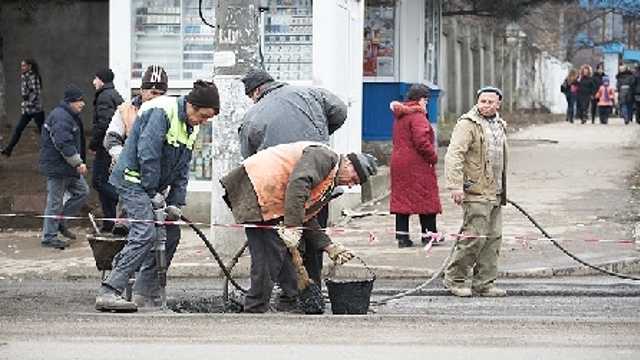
[238,69,348,294]
[239,69,347,158]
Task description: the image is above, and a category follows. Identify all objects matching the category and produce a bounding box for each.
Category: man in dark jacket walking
[90,69,124,232]
[617,65,635,125]
[633,65,640,124]
[39,85,90,249]
[238,68,348,295]
[95,81,220,312]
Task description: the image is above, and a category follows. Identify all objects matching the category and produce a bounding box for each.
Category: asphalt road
[1,277,639,359]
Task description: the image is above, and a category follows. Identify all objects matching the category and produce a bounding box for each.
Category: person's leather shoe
[41,239,67,250]
[474,286,507,297]
[59,227,77,240]
[0,147,11,157]
[398,239,414,248]
[95,292,138,312]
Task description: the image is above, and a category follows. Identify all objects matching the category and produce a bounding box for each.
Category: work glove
[150,193,166,210]
[164,205,182,221]
[276,223,302,248]
[326,243,355,265]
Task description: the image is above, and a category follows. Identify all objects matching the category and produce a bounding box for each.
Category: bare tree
[443,0,574,20]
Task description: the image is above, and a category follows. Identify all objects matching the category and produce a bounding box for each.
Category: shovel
[287,245,324,314]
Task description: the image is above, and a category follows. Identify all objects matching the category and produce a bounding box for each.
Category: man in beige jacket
[443,86,508,297]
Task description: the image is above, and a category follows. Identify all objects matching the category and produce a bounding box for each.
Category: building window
[363,0,396,78]
[131,0,216,81]
[262,0,313,81]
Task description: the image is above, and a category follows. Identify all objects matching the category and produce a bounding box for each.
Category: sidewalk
[1,118,640,281]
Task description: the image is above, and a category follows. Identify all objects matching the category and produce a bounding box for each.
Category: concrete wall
[0,0,108,132]
[440,17,572,117]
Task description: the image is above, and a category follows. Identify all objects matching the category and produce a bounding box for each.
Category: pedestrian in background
[616,64,635,125]
[90,68,123,233]
[2,59,44,157]
[561,68,579,123]
[103,65,168,236]
[39,85,89,249]
[594,75,615,125]
[389,84,442,248]
[632,65,640,124]
[444,86,508,298]
[576,64,596,124]
[591,63,606,123]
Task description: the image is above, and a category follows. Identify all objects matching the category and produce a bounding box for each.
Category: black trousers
[92,147,119,230]
[303,205,328,286]
[244,225,298,313]
[395,213,437,242]
[590,97,597,122]
[3,111,45,154]
[598,106,611,125]
[576,95,590,123]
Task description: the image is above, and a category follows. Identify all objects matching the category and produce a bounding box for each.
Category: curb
[34,255,639,281]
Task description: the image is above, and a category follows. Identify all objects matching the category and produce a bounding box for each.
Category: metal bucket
[87,234,126,271]
[325,256,376,315]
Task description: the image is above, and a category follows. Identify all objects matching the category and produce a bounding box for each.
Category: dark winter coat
[90,82,123,151]
[576,75,596,99]
[39,102,86,178]
[389,101,442,215]
[592,72,605,92]
[616,70,635,104]
[633,71,640,101]
[238,82,347,158]
[109,96,196,206]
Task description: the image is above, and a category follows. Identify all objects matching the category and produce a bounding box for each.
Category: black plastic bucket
[325,278,374,314]
[87,234,126,271]
[325,256,376,315]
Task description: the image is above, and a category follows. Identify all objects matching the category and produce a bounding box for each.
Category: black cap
[186,80,220,111]
[346,153,378,184]
[141,65,168,92]
[241,68,274,96]
[63,84,84,103]
[95,68,114,83]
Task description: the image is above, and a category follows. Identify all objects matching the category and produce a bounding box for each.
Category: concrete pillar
[487,32,496,86]
[471,30,481,94]
[211,0,261,255]
[461,26,473,111]
[448,18,463,115]
[398,0,423,82]
[444,19,458,114]
[479,33,485,89]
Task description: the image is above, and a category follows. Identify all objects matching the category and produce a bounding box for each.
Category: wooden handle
[288,246,311,290]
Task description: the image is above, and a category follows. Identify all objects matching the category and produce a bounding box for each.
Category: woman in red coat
[390,84,442,248]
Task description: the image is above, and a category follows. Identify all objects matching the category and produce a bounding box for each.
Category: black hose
[507,199,640,281]
[180,215,248,292]
[222,241,248,301]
